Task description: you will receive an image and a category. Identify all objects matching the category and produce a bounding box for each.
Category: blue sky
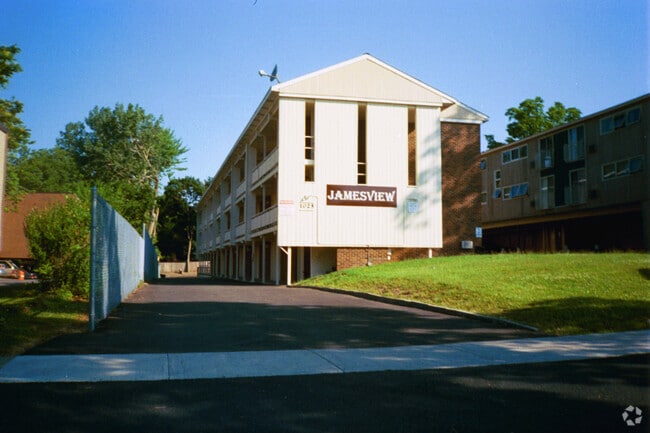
[2,0,648,183]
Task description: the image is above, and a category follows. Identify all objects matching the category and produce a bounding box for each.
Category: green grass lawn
[300,253,650,335]
[0,283,87,357]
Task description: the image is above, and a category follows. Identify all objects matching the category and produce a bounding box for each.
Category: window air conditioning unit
[461,240,474,250]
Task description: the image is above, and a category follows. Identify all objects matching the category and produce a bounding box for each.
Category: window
[627,107,641,124]
[569,168,586,205]
[540,137,554,168]
[501,182,528,200]
[600,106,641,135]
[408,107,417,186]
[602,163,616,179]
[600,117,614,135]
[603,156,644,179]
[502,145,528,164]
[564,125,585,162]
[358,104,367,184]
[494,170,501,188]
[539,175,554,209]
[629,156,644,173]
[305,101,315,182]
[511,183,528,198]
[479,159,486,170]
[480,191,487,204]
[304,165,314,182]
[616,160,629,176]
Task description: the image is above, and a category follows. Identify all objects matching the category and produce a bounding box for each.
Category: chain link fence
[89,188,159,331]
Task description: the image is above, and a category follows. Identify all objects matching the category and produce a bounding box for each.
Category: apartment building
[197,54,487,284]
[480,94,649,252]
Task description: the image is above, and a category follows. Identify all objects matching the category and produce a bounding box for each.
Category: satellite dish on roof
[258,64,281,83]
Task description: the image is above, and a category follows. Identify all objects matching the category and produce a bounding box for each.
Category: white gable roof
[273,54,487,121]
[274,54,443,106]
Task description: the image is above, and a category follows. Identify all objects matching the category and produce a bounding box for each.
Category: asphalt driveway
[28,278,534,355]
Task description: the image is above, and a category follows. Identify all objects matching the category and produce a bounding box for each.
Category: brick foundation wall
[336,247,434,270]
[440,122,482,254]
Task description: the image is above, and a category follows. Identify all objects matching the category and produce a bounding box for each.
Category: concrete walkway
[1,330,648,383]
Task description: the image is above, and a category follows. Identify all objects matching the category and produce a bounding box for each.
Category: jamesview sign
[326,184,397,207]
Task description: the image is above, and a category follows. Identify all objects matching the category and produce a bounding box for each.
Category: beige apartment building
[480,94,649,252]
[196,54,488,284]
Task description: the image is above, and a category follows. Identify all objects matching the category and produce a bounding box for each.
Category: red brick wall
[440,122,482,254]
[336,247,433,270]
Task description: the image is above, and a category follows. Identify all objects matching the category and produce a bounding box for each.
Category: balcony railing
[251,148,278,187]
[251,205,278,233]
[235,222,246,239]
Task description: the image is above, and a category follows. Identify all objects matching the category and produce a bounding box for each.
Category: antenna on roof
[258,64,281,83]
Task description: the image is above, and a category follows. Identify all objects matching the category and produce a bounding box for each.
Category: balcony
[235,222,246,240]
[251,148,278,187]
[251,205,278,234]
[235,181,246,199]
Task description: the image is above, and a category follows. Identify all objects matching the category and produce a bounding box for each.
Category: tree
[14,147,85,193]
[24,195,91,297]
[157,176,205,270]
[56,103,187,235]
[504,97,581,143]
[1,45,32,199]
[486,97,581,148]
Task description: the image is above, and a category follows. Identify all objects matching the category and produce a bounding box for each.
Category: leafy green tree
[24,196,90,297]
[56,103,187,235]
[505,97,581,143]
[157,176,205,270]
[486,97,581,148]
[14,147,84,193]
[1,45,32,199]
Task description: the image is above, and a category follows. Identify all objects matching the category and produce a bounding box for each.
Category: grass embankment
[0,283,87,357]
[301,253,650,336]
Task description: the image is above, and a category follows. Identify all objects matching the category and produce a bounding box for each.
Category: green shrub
[24,195,90,297]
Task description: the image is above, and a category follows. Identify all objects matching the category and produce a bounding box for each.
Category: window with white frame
[602,155,645,179]
[569,168,587,205]
[564,125,585,162]
[494,170,501,188]
[600,106,641,135]
[502,144,528,164]
[501,183,528,200]
[539,137,554,168]
[539,175,554,209]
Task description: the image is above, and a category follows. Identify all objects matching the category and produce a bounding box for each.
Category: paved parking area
[26,278,534,355]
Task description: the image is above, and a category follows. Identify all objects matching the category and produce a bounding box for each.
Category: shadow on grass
[639,268,650,280]
[0,283,87,356]
[503,297,650,335]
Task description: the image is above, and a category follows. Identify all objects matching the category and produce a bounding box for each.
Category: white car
[0,260,20,278]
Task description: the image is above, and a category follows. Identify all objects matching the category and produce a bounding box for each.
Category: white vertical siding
[278,98,442,248]
[366,104,407,186]
[277,98,318,246]
[403,107,442,247]
[315,100,358,184]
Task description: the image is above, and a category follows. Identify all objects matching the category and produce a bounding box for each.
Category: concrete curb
[1,330,647,383]
[298,285,540,333]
